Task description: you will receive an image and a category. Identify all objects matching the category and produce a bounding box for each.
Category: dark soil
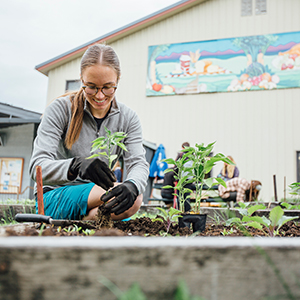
[4,216,300,237]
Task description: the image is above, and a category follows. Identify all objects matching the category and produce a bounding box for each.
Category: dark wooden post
[273,174,278,202]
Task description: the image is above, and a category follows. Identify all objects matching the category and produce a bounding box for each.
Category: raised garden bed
[1,236,300,300]
[1,206,300,237]
[1,205,300,299]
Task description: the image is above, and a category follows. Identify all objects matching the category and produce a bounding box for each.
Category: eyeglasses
[82,81,117,96]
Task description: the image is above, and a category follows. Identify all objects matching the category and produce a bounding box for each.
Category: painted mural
[146,31,300,96]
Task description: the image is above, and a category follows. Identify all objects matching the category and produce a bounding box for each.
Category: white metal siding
[45,0,300,201]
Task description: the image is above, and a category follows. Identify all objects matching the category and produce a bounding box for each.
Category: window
[65,80,81,92]
[241,0,266,16]
[241,0,252,16]
[255,0,267,15]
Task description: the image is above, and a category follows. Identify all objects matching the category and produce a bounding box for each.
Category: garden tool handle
[15,213,52,224]
[36,166,45,215]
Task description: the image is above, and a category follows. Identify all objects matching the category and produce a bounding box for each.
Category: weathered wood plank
[0,237,300,300]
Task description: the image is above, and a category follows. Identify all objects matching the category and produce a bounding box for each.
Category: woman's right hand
[68,157,116,190]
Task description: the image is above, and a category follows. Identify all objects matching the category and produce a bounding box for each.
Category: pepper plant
[162,142,234,213]
[88,126,127,169]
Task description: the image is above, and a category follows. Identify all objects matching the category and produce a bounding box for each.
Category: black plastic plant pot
[178,213,207,233]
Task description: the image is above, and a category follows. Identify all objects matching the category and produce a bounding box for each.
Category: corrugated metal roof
[0,102,42,128]
[35,0,206,75]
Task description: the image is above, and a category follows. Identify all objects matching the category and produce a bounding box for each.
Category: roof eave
[35,0,207,76]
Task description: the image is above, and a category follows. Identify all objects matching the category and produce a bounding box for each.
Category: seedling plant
[226,203,298,237]
[280,202,300,210]
[162,142,234,214]
[152,207,182,235]
[88,126,127,169]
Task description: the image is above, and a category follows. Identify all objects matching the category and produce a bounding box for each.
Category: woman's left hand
[101,181,138,215]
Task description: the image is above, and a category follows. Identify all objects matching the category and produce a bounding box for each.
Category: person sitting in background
[217,155,239,181]
[175,142,190,161]
[113,161,122,182]
[218,177,250,203]
[218,178,262,203]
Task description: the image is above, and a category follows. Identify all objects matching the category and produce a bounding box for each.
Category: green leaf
[152,218,164,223]
[97,152,108,157]
[162,158,176,165]
[92,136,106,143]
[86,154,100,159]
[277,215,298,230]
[203,178,213,188]
[245,221,263,230]
[117,142,128,152]
[237,208,248,217]
[110,154,118,162]
[269,206,284,227]
[155,207,168,219]
[226,217,242,226]
[164,168,174,174]
[247,204,266,216]
[238,202,247,209]
[280,202,289,209]
[169,207,181,216]
[242,215,270,227]
[215,177,227,187]
[162,185,173,189]
[104,127,111,135]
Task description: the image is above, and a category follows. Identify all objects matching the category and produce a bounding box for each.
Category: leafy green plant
[163,142,233,213]
[88,126,127,169]
[280,202,300,210]
[289,182,300,197]
[226,203,298,237]
[152,207,182,235]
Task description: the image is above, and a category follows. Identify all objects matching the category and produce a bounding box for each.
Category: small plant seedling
[82,229,95,236]
[221,227,235,236]
[226,203,298,237]
[63,224,82,233]
[88,126,127,169]
[38,223,46,236]
[152,207,182,235]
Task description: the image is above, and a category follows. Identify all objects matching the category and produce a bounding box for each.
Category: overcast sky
[0,0,179,113]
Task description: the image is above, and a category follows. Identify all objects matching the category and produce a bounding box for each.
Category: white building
[35,0,300,202]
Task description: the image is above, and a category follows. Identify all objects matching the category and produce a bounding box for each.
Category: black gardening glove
[68,157,116,190]
[101,181,139,215]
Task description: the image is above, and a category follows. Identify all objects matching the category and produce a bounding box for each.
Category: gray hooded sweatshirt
[29,96,149,195]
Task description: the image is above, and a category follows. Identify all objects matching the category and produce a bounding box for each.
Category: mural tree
[233,34,278,77]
